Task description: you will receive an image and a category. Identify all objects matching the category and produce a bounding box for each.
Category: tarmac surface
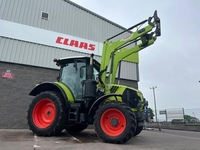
[0,128,200,150]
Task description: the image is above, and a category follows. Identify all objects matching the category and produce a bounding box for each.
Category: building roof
[65,0,128,31]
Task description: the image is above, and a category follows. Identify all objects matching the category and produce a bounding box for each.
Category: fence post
[182,108,185,123]
[165,109,168,122]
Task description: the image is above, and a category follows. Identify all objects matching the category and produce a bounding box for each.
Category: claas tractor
[27,11,161,144]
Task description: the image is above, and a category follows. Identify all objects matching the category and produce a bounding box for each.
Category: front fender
[29,82,74,104]
[88,93,122,116]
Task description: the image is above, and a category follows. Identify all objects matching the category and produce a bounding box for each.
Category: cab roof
[54,56,100,70]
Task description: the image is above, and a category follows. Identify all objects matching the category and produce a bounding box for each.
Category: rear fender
[29,82,74,105]
[88,93,122,116]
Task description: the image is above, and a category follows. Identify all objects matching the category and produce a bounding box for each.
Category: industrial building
[0,0,139,128]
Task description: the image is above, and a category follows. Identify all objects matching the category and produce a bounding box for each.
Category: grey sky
[71,0,200,111]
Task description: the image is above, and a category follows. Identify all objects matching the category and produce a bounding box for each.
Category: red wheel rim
[100,108,126,136]
[33,99,56,128]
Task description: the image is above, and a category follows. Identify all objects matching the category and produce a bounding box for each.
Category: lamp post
[150,86,161,131]
[150,86,158,122]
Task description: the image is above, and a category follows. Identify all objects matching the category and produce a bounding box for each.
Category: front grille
[110,86,118,93]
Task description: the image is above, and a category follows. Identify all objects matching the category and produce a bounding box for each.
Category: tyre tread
[94,101,137,144]
[27,91,66,136]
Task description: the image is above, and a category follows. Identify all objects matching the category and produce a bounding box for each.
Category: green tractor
[27,11,161,144]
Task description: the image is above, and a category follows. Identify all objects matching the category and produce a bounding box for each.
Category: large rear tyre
[94,102,137,144]
[66,124,88,133]
[27,91,66,136]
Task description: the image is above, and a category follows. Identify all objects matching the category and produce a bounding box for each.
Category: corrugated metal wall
[0,0,127,42]
[0,0,139,81]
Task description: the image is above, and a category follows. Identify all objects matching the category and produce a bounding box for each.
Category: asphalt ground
[0,128,200,150]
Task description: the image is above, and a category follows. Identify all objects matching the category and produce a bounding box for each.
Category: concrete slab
[0,129,200,150]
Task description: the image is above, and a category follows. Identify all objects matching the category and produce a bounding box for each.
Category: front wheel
[27,91,66,136]
[134,125,143,136]
[94,102,137,144]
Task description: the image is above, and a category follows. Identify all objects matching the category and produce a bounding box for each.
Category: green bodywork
[54,82,74,103]
[107,84,145,111]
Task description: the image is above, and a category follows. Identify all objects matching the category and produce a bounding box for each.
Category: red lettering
[56,37,63,44]
[79,42,88,50]
[56,36,95,52]
[70,40,79,47]
[88,44,95,51]
[63,38,69,45]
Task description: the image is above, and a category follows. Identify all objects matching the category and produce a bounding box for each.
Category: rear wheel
[94,102,137,144]
[27,91,66,136]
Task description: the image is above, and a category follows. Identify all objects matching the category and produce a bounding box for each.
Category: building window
[41,12,49,20]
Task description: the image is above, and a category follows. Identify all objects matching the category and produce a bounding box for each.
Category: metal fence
[154,108,200,124]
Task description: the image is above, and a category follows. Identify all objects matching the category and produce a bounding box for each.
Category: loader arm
[99,10,161,93]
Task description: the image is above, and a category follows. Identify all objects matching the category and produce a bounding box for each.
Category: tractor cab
[54,56,100,101]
